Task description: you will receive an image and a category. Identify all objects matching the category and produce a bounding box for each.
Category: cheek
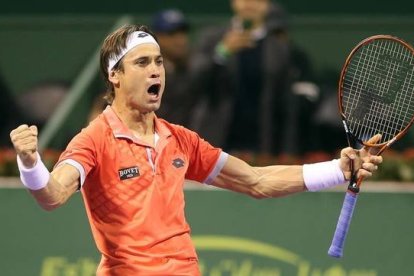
[124,79,145,100]
[126,73,144,89]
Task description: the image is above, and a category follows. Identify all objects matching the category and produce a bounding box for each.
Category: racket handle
[328,191,358,258]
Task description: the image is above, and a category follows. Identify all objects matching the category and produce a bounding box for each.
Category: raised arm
[210,141,383,199]
[10,125,80,211]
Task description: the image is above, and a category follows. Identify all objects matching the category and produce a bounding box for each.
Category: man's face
[231,0,270,22]
[111,43,166,114]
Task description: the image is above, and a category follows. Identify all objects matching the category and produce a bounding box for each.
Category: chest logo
[118,166,140,180]
[172,158,185,168]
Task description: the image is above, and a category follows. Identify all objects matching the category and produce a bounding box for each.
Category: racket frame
[338,34,414,153]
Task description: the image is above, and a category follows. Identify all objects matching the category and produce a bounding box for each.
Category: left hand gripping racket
[328,35,414,258]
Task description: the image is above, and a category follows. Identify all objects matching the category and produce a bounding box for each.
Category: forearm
[251,165,306,198]
[212,156,348,199]
[18,155,79,211]
[211,156,306,198]
[233,161,346,198]
[29,174,76,211]
[11,125,80,210]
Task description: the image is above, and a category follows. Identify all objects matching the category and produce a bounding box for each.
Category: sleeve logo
[172,158,185,168]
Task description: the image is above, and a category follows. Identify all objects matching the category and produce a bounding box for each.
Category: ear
[108,70,120,86]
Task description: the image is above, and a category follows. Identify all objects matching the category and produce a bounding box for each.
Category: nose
[149,61,161,78]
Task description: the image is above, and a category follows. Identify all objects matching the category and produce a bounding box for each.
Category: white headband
[107,31,160,73]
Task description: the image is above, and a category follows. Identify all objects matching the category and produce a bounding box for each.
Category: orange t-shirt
[57,106,228,275]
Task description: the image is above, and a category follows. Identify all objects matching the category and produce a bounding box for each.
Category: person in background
[150,9,199,126]
[9,24,382,275]
[191,0,317,156]
[265,1,321,155]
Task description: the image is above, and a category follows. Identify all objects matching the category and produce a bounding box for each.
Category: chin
[145,103,161,113]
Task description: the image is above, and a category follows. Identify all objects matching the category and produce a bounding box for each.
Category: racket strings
[342,38,414,143]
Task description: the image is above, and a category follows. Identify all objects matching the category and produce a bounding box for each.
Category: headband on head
[107,31,160,73]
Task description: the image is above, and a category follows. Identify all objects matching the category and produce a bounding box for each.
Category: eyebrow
[135,54,163,60]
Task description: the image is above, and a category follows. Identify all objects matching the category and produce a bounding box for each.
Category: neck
[111,102,155,137]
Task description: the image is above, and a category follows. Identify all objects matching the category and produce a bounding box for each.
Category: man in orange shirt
[10,24,382,275]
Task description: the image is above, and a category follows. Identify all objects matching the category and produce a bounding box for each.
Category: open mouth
[147,84,161,96]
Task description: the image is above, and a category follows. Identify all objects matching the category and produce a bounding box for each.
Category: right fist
[10,124,39,168]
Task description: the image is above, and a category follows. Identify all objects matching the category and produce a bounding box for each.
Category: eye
[156,58,164,65]
[136,58,149,66]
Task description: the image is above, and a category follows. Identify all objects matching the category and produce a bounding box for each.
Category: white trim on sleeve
[56,159,87,189]
[204,152,229,185]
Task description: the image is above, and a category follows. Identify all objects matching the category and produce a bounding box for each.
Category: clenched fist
[10,124,39,168]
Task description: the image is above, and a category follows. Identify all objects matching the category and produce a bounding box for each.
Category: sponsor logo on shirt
[118,166,140,180]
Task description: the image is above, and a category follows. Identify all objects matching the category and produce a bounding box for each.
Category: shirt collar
[103,106,171,144]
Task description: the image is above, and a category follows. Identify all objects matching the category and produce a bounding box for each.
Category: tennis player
[9,24,382,275]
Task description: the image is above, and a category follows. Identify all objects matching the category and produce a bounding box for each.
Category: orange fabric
[57,106,223,275]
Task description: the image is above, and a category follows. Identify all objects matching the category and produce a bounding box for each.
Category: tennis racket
[328,35,414,258]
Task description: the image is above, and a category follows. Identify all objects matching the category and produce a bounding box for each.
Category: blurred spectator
[191,0,318,155]
[268,2,320,154]
[151,9,199,126]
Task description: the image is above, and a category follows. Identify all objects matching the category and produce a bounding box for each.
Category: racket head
[338,35,414,150]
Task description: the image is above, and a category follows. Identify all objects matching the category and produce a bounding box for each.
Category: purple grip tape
[328,192,358,258]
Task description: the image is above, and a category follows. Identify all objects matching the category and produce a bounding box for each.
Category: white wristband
[17,152,50,190]
[303,159,346,191]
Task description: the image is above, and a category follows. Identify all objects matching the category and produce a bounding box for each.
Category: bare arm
[210,155,305,199]
[10,124,80,211]
[29,164,80,211]
[210,142,383,199]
